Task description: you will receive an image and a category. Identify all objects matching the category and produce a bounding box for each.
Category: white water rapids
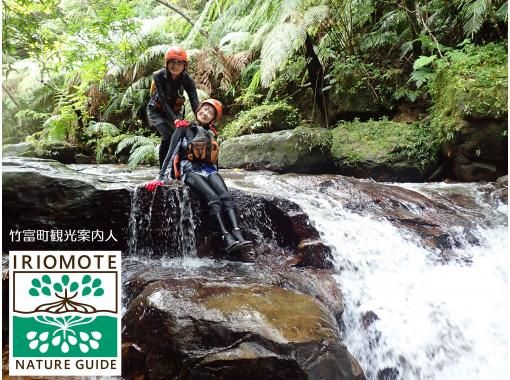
[223,171,509,380]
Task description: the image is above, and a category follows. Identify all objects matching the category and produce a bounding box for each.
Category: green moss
[429,43,508,142]
[220,101,300,138]
[294,125,332,154]
[331,119,439,168]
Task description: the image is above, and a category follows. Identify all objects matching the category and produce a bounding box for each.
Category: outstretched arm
[158,127,185,180]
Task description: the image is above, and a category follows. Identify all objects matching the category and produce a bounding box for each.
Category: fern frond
[133,44,169,79]
[115,135,154,155]
[461,0,488,37]
[219,32,252,54]
[260,22,306,87]
[183,0,214,48]
[85,122,120,137]
[128,144,158,169]
[360,31,398,51]
[303,5,330,29]
[496,1,508,21]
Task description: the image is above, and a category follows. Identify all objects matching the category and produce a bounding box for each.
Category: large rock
[312,176,507,255]
[429,43,508,181]
[123,271,364,380]
[330,120,440,182]
[2,157,333,269]
[443,119,508,181]
[219,128,334,173]
[221,102,300,138]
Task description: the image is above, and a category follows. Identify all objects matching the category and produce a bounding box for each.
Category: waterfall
[127,185,197,257]
[225,172,509,380]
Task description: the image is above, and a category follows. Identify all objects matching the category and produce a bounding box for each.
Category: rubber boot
[224,209,253,250]
[210,212,240,253]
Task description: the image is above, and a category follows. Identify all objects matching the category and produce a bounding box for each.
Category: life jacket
[187,125,219,164]
[149,80,186,114]
[171,125,218,180]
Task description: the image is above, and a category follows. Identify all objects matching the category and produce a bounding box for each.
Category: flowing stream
[223,171,508,380]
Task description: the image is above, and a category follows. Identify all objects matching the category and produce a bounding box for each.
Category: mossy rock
[221,102,300,138]
[331,119,440,181]
[429,43,508,181]
[219,127,334,173]
[430,43,507,140]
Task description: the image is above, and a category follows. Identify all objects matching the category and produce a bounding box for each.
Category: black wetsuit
[147,69,200,167]
[158,124,235,218]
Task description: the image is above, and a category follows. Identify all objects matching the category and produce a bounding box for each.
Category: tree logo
[9,251,121,376]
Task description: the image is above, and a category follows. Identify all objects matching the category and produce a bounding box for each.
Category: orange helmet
[199,99,223,121]
[165,46,188,64]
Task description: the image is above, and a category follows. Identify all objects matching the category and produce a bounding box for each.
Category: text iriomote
[12,253,118,271]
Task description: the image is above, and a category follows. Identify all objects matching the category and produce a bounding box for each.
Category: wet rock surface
[313,175,508,253]
[4,157,505,379]
[3,157,332,268]
[122,260,363,380]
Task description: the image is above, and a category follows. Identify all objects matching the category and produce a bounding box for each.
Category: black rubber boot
[225,209,253,249]
[222,232,239,253]
[210,212,240,253]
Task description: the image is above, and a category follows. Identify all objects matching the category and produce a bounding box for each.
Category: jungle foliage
[2,0,507,167]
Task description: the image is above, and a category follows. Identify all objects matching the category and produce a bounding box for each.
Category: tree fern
[260,22,306,87]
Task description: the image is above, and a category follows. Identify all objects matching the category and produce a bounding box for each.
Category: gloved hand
[174,119,190,128]
[145,179,164,192]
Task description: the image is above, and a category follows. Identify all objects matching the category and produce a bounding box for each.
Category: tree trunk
[304,33,329,127]
[2,84,22,109]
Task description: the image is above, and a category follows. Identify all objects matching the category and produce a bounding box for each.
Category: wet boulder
[2,157,333,269]
[123,275,364,380]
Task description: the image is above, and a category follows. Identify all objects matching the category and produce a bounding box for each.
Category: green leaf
[31,279,42,288]
[413,55,437,70]
[82,287,92,296]
[94,288,105,297]
[70,282,79,292]
[42,275,51,284]
[82,275,91,284]
[29,288,40,297]
[53,283,63,292]
[42,287,51,296]
[61,275,69,286]
[92,278,102,288]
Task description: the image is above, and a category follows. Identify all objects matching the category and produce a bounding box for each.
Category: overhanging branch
[155,0,209,38]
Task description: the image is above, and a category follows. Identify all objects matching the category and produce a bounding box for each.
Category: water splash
[224,171,509,380]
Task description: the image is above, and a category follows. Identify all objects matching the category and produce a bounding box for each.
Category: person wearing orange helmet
[145,99,253,255]
[147,46,200,168]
